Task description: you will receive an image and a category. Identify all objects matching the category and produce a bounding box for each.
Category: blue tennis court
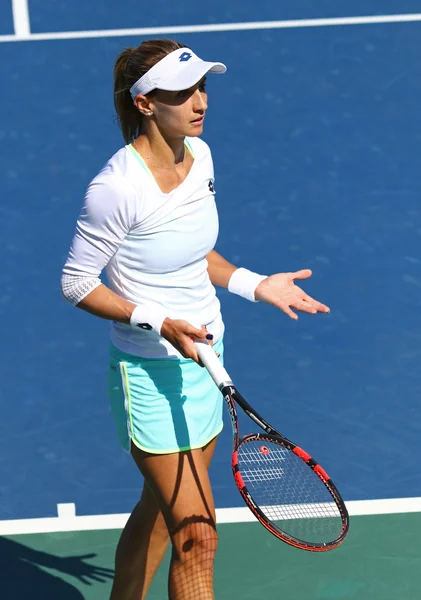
[1,1,421,597]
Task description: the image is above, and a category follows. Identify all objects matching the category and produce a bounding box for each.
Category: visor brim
[157,61,227,92]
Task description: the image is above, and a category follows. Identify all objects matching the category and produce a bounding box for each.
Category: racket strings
[237,440,343,544]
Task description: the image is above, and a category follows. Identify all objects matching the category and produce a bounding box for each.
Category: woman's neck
[133,130,186,169]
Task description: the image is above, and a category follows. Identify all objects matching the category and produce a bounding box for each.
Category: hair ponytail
[113,48,142,145]
[113,39,186,144]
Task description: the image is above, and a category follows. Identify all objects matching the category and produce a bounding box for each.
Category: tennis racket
[195,340,349,552]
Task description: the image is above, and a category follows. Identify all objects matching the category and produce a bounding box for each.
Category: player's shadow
[0,535,114,599]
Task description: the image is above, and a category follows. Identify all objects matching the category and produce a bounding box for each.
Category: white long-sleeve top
[62,136,224,358]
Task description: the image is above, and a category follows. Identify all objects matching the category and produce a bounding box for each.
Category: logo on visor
[179,52,192,62]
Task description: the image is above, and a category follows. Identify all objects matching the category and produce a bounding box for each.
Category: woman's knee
[170,517,218,563]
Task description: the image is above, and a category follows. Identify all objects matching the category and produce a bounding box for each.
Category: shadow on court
[0,536,114,600]
[2,513,421,599]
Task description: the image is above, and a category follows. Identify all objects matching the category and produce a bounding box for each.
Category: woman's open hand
[254,269,330,320]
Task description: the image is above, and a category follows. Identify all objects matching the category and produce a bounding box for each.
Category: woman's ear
[134,94,153,117]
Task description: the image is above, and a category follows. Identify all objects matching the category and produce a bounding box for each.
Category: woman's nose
[193,89,207,111]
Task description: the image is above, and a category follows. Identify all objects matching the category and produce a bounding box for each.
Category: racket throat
[246,410,275,433]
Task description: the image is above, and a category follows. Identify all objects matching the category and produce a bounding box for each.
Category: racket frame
[223,383,349,551]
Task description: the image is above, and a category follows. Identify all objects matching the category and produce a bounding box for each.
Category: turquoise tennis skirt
[108,338,224,454]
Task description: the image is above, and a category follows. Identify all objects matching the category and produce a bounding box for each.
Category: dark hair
[113,39,186,144]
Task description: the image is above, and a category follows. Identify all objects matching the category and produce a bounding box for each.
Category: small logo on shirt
[136,323,153,330]
[179,52,192,62]
[208,179,215,193]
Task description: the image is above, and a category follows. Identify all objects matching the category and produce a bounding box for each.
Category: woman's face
[148,77,208,138]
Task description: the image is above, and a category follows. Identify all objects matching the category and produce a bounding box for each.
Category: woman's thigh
[132,444,217,534]
[201,435,218,470]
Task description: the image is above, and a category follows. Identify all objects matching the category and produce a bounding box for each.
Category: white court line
[1,13,421,43]
[1,497,421,536]
[11,0,30,38]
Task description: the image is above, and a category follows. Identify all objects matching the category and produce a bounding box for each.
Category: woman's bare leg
[110,437,218,600]
[109,480,169,600]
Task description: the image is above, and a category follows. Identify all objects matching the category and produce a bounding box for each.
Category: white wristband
[228,268,267,302]
[130,304,168,335]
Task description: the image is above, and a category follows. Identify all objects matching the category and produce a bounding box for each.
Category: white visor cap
[130,47,226,99]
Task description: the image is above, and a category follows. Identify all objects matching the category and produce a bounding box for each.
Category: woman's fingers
[286,284,330,314]
[185,323,208,341]
[179,325,206,364]
[278,303,299,320]
[294,300,318,314]
[161,320,215,365]
[278,293,330,319]
[300,293,331,313]
[199,324,214,346]
[291,269,312,281]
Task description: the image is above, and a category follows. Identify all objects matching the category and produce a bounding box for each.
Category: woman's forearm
[75,249,242,322]
[76,284,136,323]
[206,250,237,288]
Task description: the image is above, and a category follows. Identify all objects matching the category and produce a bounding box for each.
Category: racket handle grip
[194,340,233,390]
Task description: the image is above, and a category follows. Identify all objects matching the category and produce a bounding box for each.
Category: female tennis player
[61,39,330,600]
